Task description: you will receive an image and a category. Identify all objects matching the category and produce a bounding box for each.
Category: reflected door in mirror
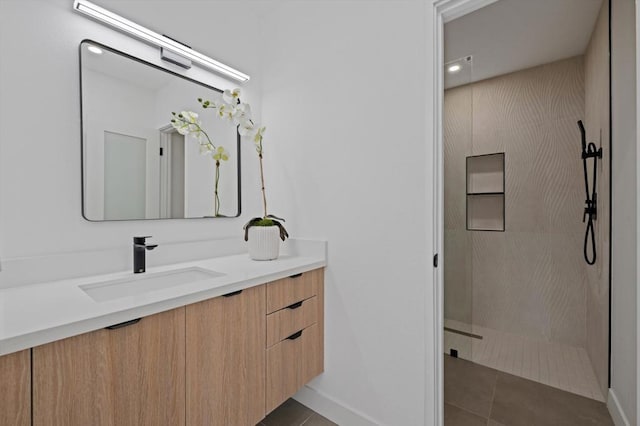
[104,131,146,220]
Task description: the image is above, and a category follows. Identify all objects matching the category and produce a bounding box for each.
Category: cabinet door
[0,349,30,426]
[33,308,186,426]
[186,285,266,426]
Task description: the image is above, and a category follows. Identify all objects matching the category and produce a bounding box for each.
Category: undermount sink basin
[80,267,224,302]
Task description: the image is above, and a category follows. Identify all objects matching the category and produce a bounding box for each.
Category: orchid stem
[214,161,220,217]
[258,152,268,218]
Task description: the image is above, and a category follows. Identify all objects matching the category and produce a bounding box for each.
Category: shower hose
[577,120,601,266]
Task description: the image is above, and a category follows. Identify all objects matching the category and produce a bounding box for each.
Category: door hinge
[433,253,439,268]
[159,147,164,156]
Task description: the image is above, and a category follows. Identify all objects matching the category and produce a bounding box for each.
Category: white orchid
[253,126,266,143]
[212,146,230,162]
[223,88,241,104]
[238,118,255,136]
[171,111,202,136]
[199,142,214,155]
[233,102,252,124]
[212,101,236,121]
[188,88,287,235]
[252,126,266,154]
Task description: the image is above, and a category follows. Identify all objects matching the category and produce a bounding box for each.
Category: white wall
[610,0,638,423]
[260,2,434,424]
[0,0,264,268]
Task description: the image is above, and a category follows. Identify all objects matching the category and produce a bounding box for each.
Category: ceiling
[444,0,604,89]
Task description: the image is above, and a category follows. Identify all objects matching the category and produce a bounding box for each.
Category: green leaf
[271,220,289,241]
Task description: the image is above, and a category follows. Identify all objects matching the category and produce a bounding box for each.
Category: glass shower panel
[443,59,477,360]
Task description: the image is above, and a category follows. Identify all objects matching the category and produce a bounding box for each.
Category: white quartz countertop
[0,250,326,356]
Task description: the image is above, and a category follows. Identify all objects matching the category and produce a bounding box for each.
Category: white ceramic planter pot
[248,226,280,260]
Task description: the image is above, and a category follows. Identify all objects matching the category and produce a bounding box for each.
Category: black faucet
[133,236,158,273]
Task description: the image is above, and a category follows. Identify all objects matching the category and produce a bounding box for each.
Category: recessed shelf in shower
[466,152,505,231]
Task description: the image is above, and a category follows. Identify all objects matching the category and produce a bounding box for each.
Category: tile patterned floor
[260,359,613,426]
[259,399,336,426]
[444,319,605,401]
[444,355,614,426]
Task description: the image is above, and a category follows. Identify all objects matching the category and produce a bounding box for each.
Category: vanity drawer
[266,323,323,414]
[266,268,323,314]
[266,296,318,347]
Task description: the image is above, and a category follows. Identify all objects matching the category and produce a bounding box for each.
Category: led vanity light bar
[73,0,250,82]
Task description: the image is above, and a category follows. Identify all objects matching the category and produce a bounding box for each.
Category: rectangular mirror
[80,40,240,221]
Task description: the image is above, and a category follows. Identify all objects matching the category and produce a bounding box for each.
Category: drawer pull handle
[289,273,303,278]
[223,289,243,298]
[106,318,141,330]
[287,301,304,310]
[286,330,303,340]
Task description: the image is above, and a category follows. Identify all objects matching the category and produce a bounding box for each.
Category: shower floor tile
[444,319,605,402]
[444,356,614,426]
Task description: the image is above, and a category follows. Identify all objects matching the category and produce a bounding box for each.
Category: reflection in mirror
[80,40,240,221]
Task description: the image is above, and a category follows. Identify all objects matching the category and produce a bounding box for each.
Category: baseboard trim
[607,389,631,426]
[293,385,379,426]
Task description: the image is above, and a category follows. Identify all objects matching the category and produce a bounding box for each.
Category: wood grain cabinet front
[186,284,266,426]
[20,267,324,426]
[0,349,31,426]
[265,268,324,414]
[32,307,186,426]
[266,268,323,314]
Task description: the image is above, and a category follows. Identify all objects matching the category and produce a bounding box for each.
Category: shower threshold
[443,326,483,340]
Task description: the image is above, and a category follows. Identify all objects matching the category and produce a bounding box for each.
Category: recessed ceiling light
[87,45,103,55]
[448,64,461,73]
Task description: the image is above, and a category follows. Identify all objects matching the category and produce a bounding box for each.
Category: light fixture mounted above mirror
[72,0,250,82]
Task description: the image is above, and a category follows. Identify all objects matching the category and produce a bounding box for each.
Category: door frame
[431,1,616,425]
[159,124,175,219]
[636,0,640,418]
[429,1,499,425]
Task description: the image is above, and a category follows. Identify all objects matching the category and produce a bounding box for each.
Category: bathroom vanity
[0,248,325,426]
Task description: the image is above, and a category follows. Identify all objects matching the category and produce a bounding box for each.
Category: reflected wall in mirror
[80,40,240,221]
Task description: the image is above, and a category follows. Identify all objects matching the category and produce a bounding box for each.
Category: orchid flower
[252,126,266,143]
[212,101,236,121]
[238,118,255,136]
[199,142,215,155]
[252,126,266,154]
[223,88,241,104]
[233,103,252,124]
[171,111,203,136]
[212,146,230,162]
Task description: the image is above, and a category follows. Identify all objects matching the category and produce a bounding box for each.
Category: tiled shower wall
[445,56,600,349]
[584,1,610,397]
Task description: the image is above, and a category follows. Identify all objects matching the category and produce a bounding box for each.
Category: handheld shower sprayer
[577,120,602,265]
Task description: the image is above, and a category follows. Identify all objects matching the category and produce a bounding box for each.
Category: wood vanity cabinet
[186,284,266,426]
[24,267,324,426]
[0,349,31,426]
[32,307,186,426]
[265,268,324,413]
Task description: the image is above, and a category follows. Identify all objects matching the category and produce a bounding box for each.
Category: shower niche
[466,153,505,231]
